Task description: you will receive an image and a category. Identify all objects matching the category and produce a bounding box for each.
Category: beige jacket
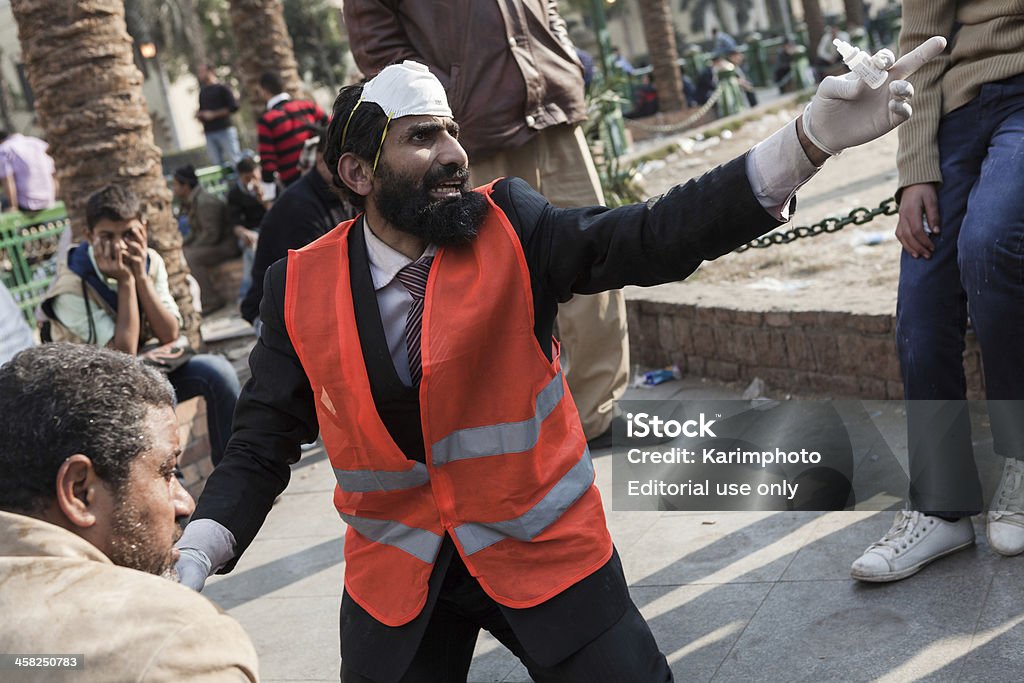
[0,511,259,682]
[897,0,1024,188]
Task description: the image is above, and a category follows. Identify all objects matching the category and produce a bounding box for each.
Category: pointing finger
[888,36,947,80]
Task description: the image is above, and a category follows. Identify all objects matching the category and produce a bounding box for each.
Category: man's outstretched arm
[515,38,946,298]
[177,260,319,589]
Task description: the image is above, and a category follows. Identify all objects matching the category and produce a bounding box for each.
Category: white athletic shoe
[850,510,974,582]
[987,458,1024,557]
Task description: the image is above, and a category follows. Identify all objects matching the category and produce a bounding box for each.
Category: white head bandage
[363,60,451,119]
[342,61,452,173]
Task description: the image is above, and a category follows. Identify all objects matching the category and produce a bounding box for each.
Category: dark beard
[374,162,488,246]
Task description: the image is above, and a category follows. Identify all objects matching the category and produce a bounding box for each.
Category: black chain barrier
[734,196,899,252]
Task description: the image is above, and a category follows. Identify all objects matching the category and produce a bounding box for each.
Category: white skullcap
[362,60,452,119]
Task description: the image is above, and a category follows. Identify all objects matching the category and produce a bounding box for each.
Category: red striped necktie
[394,256,433,386]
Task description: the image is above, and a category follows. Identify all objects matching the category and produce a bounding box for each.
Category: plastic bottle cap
[833,38,857,61]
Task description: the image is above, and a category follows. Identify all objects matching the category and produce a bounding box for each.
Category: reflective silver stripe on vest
[334,462,429,492]
[452,447,594,555]
[431,371,565,466]
[340,513,442,564]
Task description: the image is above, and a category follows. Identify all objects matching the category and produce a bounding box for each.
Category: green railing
[193,165,237,198]
[1,203,70,323]
[1,164,237,324]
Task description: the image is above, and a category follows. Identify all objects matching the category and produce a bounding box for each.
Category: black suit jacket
[240,169,354,323]
[194,155,783,680]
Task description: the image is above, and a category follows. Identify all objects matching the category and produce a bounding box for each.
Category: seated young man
[173,165,239,313]
[42,184,240,466]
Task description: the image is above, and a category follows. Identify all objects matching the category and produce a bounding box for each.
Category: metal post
[777,0,794,37]
[589,0,613,84]
[745,32,768,87]
[587,0,629,158]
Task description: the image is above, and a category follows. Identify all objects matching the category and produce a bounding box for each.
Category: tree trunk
[179,0,210,75]
[766,0,794,36]
[843,0,865,31]
[801,0,826,65]
[637,0,686,112]
[0,48,15,132]
[228,0,304,119]
[10,0,200,345]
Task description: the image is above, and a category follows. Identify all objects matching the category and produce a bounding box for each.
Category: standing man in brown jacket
[344,0,630,447]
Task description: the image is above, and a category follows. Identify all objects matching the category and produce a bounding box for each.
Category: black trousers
[341,552,672,683]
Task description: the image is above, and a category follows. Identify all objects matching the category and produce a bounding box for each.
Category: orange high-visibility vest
[284,181,613,627]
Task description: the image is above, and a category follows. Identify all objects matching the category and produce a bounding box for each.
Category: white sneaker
[850,511,974,582]
[987,458,1024,556]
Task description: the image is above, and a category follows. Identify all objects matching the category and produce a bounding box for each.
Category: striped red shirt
[257,97,328,186]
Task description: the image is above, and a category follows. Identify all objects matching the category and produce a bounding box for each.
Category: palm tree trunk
[637,0,686,112]
[0,48,15,132]
[228,0,304,118]
[843,0,865,31]
[10,0,200,344]
[800,0,826,66]
[179,0,210,75]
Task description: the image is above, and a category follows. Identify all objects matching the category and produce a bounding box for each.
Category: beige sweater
[897,0,1024,189]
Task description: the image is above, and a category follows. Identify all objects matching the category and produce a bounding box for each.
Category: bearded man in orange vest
[175,45,945,681]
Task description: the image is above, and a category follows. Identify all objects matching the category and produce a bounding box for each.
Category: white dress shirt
[364,220,436,387]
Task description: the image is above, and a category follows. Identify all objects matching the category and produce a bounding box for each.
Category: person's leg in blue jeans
[168,354,240,466]
[205,131,228,168]
[854,84,999,581]
[895,98,986,515]
[957,77,1024,406]
[955,76,1024,554]
[239,242,255,302]
[205,127,241,168]
[855,76,1024,582]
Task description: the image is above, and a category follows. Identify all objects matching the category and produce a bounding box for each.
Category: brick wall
[176,396,214,499]
[625,299,985,399]
[210,257,244,308]
[175,258,245,500]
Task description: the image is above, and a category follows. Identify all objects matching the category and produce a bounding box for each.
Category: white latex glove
[802,36,947,156]
[175,547,214,591]
[174,518,237,592]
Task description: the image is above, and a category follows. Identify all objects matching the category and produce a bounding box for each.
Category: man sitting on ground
[0,343,258,681]
[173,164,240,313]
[226,156,267,301]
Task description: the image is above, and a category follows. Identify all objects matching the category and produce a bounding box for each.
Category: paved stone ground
[194,354,1023,682]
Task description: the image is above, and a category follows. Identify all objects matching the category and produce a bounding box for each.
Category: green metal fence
[1,204,69,324]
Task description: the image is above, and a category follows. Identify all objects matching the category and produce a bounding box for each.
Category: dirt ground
[629,105,907,316]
